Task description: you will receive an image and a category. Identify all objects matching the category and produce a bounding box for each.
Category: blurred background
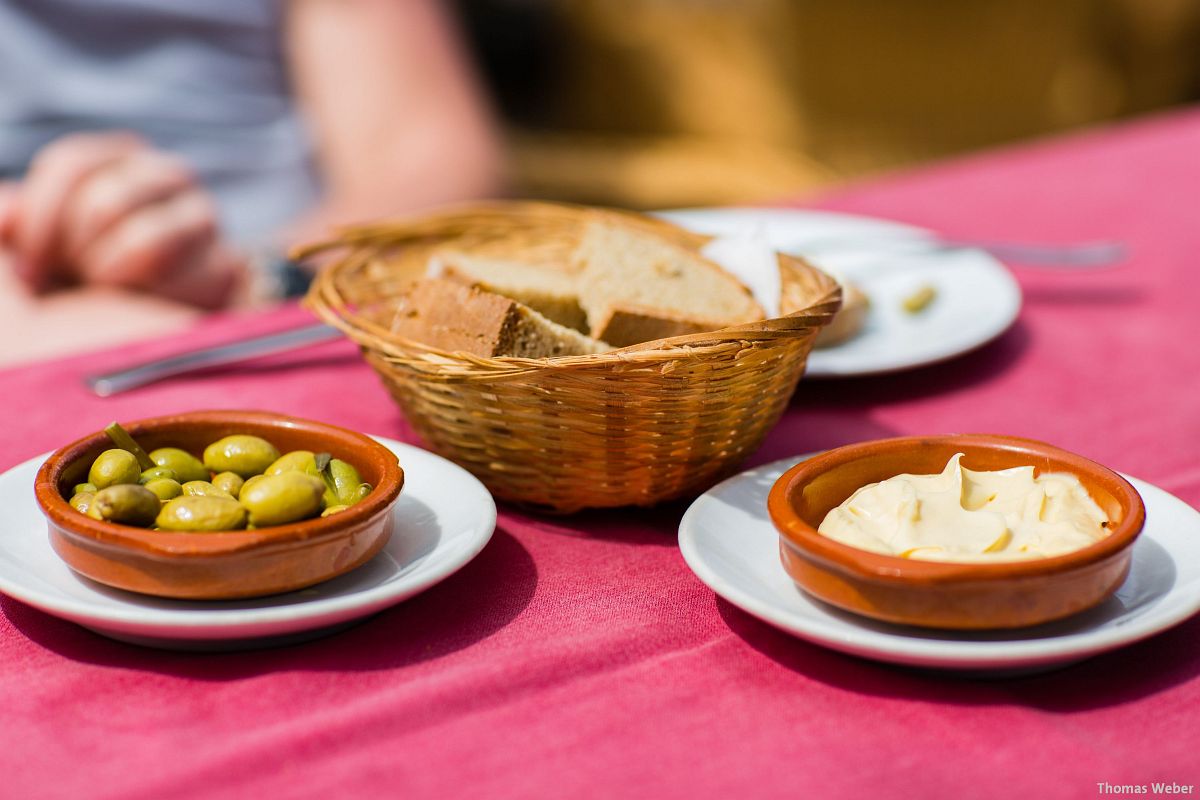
[4,0,1200,367]
[454,0,1200,209]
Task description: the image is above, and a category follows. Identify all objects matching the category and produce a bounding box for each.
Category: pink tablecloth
[3,110,1199,800]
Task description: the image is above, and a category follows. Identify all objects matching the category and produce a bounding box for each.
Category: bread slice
[428,250,588,332]
[390,279,609,358]
[813,278,868,348]
[572,221,765,347]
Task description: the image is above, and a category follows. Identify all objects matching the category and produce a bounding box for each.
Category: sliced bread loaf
[390,278,609,358]
[427,250,588,332]
[572,221,765,347]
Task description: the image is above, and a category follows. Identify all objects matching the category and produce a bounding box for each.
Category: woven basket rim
[298,201,842,376]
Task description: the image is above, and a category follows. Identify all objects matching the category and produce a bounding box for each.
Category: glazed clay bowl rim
[34,410,405,559]
[767,434,1146,586]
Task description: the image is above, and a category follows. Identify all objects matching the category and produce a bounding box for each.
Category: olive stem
[104,421,155,471]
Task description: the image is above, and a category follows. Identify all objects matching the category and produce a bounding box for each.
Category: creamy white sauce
[818,453,1110,562]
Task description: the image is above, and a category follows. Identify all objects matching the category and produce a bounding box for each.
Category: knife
[85,323,342,396]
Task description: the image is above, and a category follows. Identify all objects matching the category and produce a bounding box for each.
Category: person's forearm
[284,125,504,246]
[284,0,505,247]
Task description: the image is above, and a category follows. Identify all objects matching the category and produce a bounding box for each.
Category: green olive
[203,435,281,478]
[349,482,372,505]
[90,484,161,527]
[321,458,372,507]
[139,466,177,484]
[320,504,349,517]
[181,480,234,499]
[144,478,183,501]
[265,450,317,476]
[323,482,373,509]
[238,472,326,527]
[156,496,248,532]
[241,474,267,495]
[211,472,245,499]
[73,482,98,496]
[70,492,95,514]
[88,449,141,489]
[148,447,210,483]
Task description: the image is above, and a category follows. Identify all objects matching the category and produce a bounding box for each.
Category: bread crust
[430,251,589,332]
[390,279,607,358]
[587,303,737,347]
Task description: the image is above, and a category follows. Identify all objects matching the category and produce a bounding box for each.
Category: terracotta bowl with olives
[34,410,405,599]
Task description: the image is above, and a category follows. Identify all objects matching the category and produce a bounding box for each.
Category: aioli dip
[817,453,1110,562]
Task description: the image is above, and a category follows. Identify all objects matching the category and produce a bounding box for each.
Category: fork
[796,236,1128,267]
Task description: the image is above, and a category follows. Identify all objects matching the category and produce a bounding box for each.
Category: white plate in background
[0,438,496,650]
[659,207,1023,378]
[679,455,1200,674]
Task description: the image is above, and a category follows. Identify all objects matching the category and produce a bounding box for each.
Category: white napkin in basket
[700,226,782,318]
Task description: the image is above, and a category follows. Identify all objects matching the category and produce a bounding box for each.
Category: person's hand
[2,132,244,308]
[0,181,17,251]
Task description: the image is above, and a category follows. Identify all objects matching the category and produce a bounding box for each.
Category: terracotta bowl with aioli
[767,435,1146,630]
[34,410,405,600]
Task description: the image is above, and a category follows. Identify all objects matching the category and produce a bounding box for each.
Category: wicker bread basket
[299,202,840,513]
